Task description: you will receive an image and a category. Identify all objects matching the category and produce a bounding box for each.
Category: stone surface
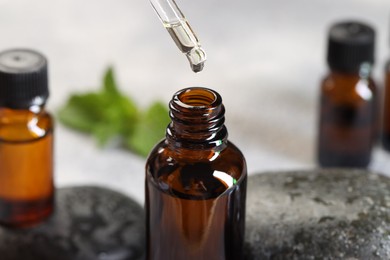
[0,186,145,260]
[245,169,390,260]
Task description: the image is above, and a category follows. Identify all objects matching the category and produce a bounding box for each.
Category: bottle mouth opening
[175,87,221,109]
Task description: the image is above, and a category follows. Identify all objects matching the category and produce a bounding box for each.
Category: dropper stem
[150,0,183,24]
[149,0,207,72]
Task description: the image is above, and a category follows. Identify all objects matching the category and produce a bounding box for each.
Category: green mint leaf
[93,122,120,146]
[103,67,120,96]
[58,66,168,156]
[58,66,139,146]
[102,67,138,135]
[58,91,133,146]
[58,93,105,133]
[126,101,170,157]
[113,95,138,135]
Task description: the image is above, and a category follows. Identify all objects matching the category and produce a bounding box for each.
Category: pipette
[149,0,207,73]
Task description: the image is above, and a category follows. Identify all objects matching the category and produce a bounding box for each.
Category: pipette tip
[186,47,207,73]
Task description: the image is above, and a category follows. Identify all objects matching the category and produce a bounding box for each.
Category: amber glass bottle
[318,21,377,167]
[0,49,54,227]
[382,60,390,150]
[145,87,247,260]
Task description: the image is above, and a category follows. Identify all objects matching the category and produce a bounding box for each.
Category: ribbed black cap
[327,21,375,72]
[0,49,49,109]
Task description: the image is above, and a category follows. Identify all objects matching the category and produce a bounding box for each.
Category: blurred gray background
[0,0,389,202]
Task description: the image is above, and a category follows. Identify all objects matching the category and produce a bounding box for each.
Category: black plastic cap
[327,21,375,73]
[0,49,49,109]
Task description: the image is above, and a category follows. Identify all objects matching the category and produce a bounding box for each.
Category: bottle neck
[330,62,372,79]
[0,104,49,141]
[0,104,46,132]
[0,104,45,118]
[166,87,228,151]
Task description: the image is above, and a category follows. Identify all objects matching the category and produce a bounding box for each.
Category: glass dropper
[149,0,207,73]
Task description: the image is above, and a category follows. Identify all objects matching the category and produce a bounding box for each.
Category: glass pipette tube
[149,0,207,73]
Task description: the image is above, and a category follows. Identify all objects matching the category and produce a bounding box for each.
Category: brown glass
[145,87,247,260]
[318,70,377,167]
[0,106,54,227]
[382,62,390,150]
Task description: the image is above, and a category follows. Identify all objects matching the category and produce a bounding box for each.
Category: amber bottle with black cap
[145,87,247,260]
[382,32,390,151]
[318,21,377,167]
[0,49,54,227]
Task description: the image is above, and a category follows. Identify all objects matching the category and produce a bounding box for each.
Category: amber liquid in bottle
[318,70,377,167]
[145,87,247,260]
[0,108,54,227]
[382,62,390,150]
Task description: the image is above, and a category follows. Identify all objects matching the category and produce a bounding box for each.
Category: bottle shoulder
[322,72,376,89]
[146,139,247,180]
[147,139,245,163]
[321,73,376,103]
[146,139,247,199]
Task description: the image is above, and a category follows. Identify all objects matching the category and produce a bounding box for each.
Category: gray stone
[245,169,390,260]
[0,186,145,260]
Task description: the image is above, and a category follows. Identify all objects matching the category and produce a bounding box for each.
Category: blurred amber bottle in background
[382,42,390,150]
[145,87,247,260]
[318,21,377,167]
[0,49,54,227]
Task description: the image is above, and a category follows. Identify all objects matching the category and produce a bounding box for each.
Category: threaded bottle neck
[166,87,228,150]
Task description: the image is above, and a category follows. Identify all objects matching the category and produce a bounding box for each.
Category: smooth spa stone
[0,186,145,260]
[244,169,390,260]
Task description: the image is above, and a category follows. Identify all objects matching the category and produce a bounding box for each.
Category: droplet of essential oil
[186,47,206,73]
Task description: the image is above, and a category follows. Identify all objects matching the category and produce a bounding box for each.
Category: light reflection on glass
[209,151,220,161]
[213,170,235,188]
[28,117,45,137]
[356,80,372,100]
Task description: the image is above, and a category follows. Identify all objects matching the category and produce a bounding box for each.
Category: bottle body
[0,107,54,227]
[145,87,247,260]
[146,141,246,260]
[382,61,390,150]
[318,71,377,167]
